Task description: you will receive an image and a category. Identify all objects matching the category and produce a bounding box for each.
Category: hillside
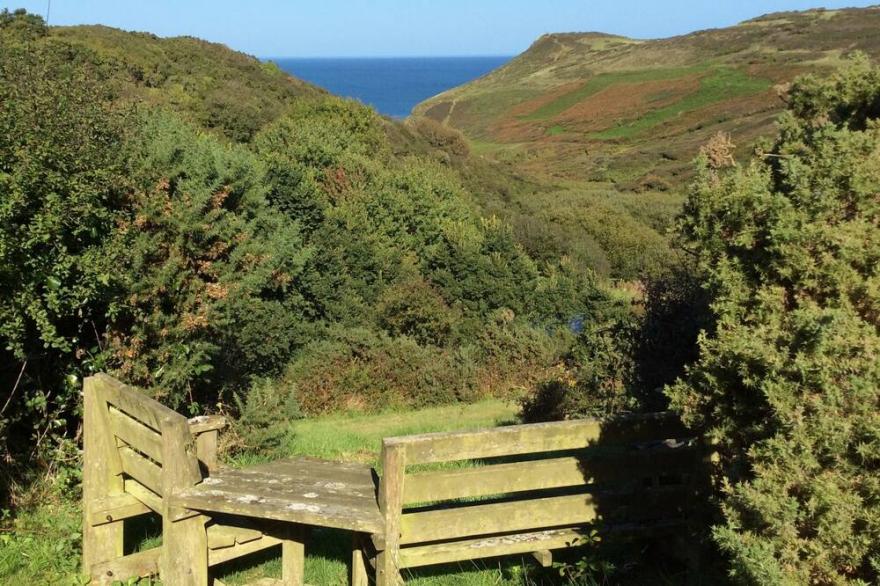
[50,24,323,141]
[414,6,880,185]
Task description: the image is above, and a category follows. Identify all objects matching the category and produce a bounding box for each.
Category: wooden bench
[82,373,307,586]
[369,413,700,585]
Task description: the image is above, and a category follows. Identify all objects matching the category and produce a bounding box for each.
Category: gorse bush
[107,112,314,408]
[667,56,880,584]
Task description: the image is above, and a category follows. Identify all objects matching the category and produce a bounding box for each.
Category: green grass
[522,66,707,121]
[546,125,566,136]
[591,68,772,140]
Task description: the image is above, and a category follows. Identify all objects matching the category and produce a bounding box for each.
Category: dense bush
[667,57,880,584]
[0,31,128,463]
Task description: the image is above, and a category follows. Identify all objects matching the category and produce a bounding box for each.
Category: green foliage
[108,112,313,406]
[50,26,319,142]
[285,326,478,413]
[522,262,711,422]
[377,273,459,346]
[231,378,302,458]
[666,56,880,584]
[0,31,129,461]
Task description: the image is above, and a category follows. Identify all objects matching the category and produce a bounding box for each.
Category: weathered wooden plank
[402,485,691,545]
[194,429,219,473]
[88,492,152,526]
[403,444,697,504]
[118,446,163,495]
[351,534,369,586]
[89,547,160,586]
[188,414,227,434]
[401,493,602,544]
[171,460,384,534]
[377,443,405,586]
[207,524,264,549]
[282,524,306,586]
[108,406,164,463]
[398,520,688,568]
[386,413,688,464]
[124,478,162,514]
[91,373,180,432]
[207,535,282,566]
[82,376,125,575]
[398,527,590,568]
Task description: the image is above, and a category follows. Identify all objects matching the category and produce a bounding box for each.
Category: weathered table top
[171,457,384,534]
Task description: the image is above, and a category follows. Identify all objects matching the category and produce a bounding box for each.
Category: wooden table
[171,457,384,585]
[173,457,384,535]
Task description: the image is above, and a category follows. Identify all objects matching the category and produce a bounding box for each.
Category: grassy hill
[414,6,880,185]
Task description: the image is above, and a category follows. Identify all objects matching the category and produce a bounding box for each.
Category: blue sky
[2,1,877,57]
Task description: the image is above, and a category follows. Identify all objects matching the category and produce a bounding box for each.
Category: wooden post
[281,524,306,586]
[82,376,125,579]
[376,442,405,586]
[351,534,369,586]
[194,428,219,473]
[160,416,208,586]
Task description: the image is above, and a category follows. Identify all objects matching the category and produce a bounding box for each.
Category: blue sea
[271,56,512,118]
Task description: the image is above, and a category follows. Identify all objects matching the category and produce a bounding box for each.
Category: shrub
[666,57,880,584]
[286,327,476,414]
[0,33,128,464]
[406,116,471,158]
[231,378,302,458]
[107,111,313,407]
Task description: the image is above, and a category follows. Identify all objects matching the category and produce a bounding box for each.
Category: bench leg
[162,514,209,586]
[82,378,125,581]
[376,550,403,586]
[282,524,306,586]
[351,534,369,586]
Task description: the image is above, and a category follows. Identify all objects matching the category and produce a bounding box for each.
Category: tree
[666,56,880,584]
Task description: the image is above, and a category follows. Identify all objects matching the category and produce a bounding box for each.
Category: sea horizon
[270,55,512,118]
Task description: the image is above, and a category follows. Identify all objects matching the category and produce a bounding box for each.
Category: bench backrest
[378,413,699,569]
[83,373,203,515]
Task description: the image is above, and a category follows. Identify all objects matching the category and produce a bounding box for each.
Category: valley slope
[415,6,880,186]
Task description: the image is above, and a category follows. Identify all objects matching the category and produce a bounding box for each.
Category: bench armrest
[188,415,227,474]
[187,414,227,434]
